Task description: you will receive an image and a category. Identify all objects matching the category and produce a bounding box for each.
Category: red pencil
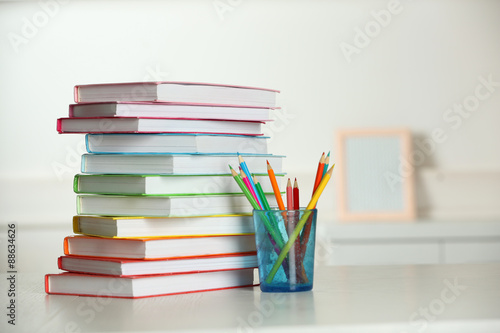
[286,178,293,211]
[312,152,326,196]
[301,152,329,258]
[293,178,300,210]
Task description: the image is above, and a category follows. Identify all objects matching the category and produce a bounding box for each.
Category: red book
[45,268,257,299]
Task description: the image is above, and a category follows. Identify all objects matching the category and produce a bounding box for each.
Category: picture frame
[335,128,416,222]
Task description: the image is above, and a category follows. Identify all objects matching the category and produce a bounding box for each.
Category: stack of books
[46,81,284,298]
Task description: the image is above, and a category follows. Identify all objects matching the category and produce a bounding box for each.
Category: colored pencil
[253,176,271,210]
[286,178,293,211]
[301,152,326,254]
[322,151,330,179]
[312,152,326,196]
[293,178,300,210]
[229,165,283,248]
[229,165,260,210]
[252,174,290,279]
[308,165,334,209]
[238,154,263,208]
[266,160,286,210]
[291,177,305,283]
[265,165,334,283]
[240,168,262,209]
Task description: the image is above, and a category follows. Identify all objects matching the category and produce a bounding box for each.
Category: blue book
[85,133,269,154]
[81,153,285,175]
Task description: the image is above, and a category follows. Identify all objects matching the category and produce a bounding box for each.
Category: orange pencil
[266,160,286,211]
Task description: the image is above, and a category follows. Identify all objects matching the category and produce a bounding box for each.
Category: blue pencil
[238,154,264,208]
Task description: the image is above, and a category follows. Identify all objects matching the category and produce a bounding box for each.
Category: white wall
[1,0,500,224]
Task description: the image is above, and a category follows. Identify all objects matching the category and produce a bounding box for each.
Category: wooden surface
[2,263,500,333]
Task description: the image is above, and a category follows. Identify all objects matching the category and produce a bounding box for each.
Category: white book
[74,81,278,107]
[81,154,284,175]
[70,102,272,121]
[85,133,268,154]
[74,174,284,196]
[76,194,278,217]
[57,117,263,135]
[72,215,256,238]
[58,253,258,276]
[62,234,257,259]
[45,268,257,298]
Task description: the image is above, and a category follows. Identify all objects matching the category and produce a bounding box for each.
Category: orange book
[63,234,256,260]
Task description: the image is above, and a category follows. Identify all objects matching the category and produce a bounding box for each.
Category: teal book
[85,133,269,154]
[81,153,284,175]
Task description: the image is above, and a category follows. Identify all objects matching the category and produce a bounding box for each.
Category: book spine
[84,134,92,153]
[76,196,82,215]
[73,175,80,193]
[74,86,80,103]
[44,274,50,293]
[63,237,70,255]
[57,257,63,270]
[72,216,81,234]
[56,118,63,133]
[80,154,87,173]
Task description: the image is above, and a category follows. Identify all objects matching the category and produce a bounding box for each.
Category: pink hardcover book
[68,101,275,122]
[56,117,264,135]
[74,81,279,108]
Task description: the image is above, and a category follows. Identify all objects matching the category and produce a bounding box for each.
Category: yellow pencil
[306,164,334,209]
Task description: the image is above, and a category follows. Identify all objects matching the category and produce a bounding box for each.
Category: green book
[74,173,285,196]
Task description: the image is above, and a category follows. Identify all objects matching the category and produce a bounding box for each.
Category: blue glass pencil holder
[252,208,317,292]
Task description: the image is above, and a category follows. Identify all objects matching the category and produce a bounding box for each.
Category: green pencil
[252,175,271,210]
[229,165,260,210]
[229,165,283,248]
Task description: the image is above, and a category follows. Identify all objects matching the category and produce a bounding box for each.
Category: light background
[1,0,500,225]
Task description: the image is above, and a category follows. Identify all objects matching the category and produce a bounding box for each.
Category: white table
[3,263,500,333]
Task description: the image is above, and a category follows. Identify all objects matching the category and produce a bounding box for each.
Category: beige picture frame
[335,128,416,222]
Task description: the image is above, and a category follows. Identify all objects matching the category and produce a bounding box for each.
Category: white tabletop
[3,263,500,333]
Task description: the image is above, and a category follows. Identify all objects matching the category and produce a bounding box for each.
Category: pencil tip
[328,164,335,174]
[229,166,237,176]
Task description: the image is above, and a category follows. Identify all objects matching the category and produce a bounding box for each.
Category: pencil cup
[252,208,317,292]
